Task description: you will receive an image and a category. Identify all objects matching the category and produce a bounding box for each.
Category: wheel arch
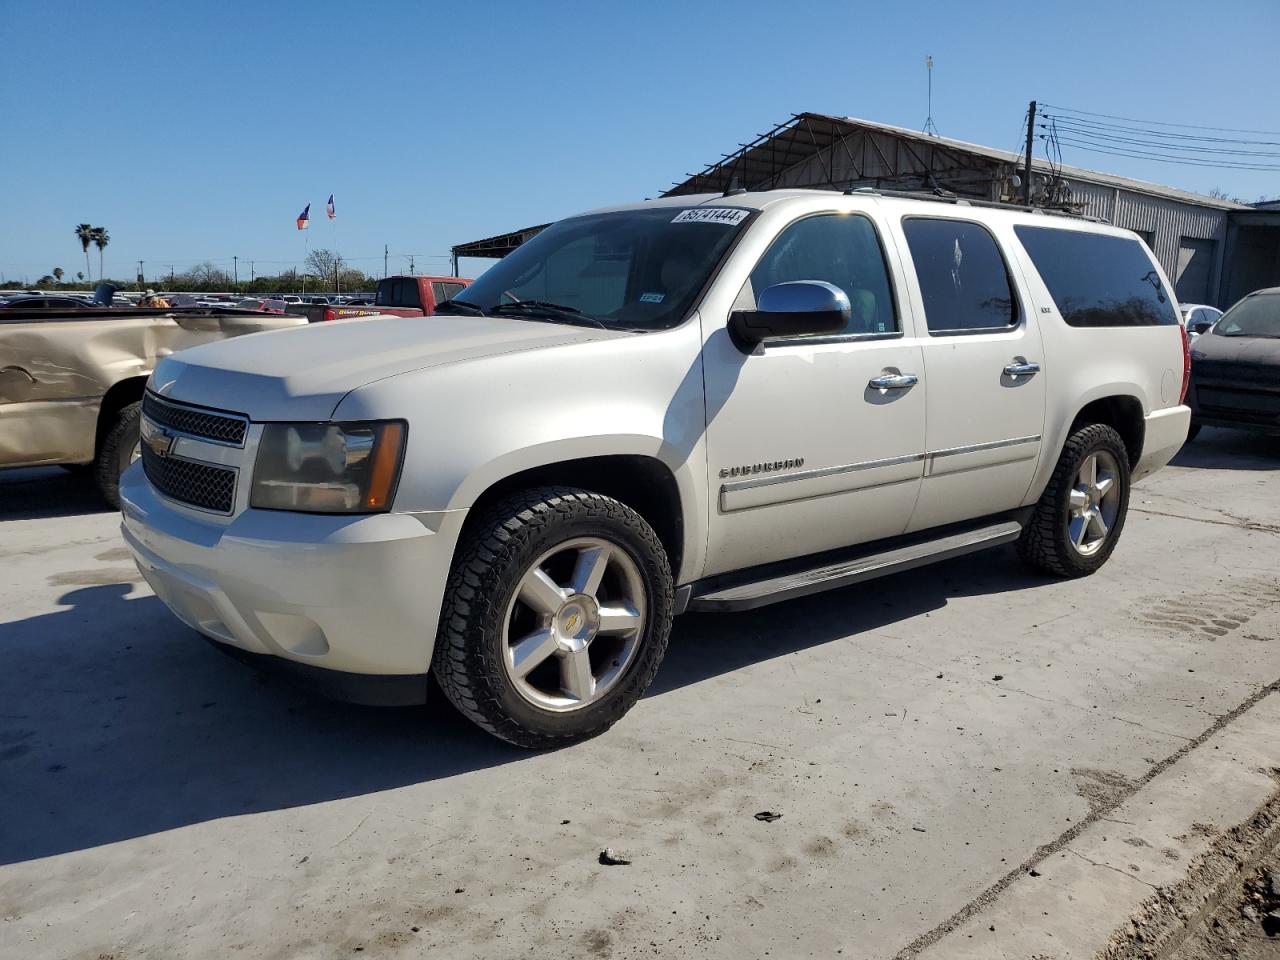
[96,375,148,454]
[1068,394,1144,468]
[458,454,691,584]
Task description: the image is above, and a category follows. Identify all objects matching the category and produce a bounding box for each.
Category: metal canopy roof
[451,224,550,260]
[452,110,1247,260]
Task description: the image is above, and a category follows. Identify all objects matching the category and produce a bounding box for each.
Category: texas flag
[296,204,310,230]
[326,194,336,220]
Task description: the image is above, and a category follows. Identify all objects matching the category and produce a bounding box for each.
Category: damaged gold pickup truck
[0,296,305,506]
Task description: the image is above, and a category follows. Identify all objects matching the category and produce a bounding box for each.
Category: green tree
[90,226,110,282]
[52,267,64,286]
[75,224,94,281]
[76,271,85,282]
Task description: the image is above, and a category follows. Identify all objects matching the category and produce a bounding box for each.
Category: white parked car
[120,189,1191,747]
[1180,302,1222,338]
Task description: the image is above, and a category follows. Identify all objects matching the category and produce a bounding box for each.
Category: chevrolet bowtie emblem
[140,417,175,458]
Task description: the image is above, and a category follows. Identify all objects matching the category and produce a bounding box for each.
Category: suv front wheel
[1017,423,1131,578]
[433,487,674,748]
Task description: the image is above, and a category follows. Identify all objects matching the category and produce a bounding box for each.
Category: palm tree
[90,227,110,282]
[53,267,64,286]
[75,224,94,281]
[76,271,84,283]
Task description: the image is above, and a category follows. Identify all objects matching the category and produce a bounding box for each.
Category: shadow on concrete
[1172,426,1280,472]
[0,466,112,520]
[0,583,523,866]
[651,544,1044,697]
[0,546,1043,865]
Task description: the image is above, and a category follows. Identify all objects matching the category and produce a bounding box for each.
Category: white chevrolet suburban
[121,189,1191,747]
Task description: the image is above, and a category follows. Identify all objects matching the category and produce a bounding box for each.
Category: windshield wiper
[434,298,486,316]
[492,300,607,329]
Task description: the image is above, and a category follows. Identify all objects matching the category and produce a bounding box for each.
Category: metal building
[453,112,1275,308]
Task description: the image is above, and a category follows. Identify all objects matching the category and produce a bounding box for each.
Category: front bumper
[120,461,466,687]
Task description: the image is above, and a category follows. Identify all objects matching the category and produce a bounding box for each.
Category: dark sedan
[1187,287,1280,441]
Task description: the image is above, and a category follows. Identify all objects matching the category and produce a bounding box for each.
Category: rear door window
[1014,225,1179,327]
[901,218,1017,334]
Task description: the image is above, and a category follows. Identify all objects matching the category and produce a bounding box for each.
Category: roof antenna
[922,56,939,136]
[723,175,746,197]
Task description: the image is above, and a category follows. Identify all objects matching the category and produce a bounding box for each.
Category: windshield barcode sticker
[672,208,751,226]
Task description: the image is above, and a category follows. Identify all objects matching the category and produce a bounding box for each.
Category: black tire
[432,487,674,749]
[1185,422,1201,443]
[1016,423,1131,578]
[94,401,141,509]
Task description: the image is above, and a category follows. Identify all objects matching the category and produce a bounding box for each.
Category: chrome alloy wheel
[502,537,646,712]
[1067,450,1121,557]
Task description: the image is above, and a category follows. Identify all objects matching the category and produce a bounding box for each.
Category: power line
[1046,135,1280,171]
[1041,102,1280,137]
[1041,122,1280,159]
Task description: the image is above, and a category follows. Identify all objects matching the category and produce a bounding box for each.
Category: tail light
[1179,324,1191,404]
[322,307,337,322]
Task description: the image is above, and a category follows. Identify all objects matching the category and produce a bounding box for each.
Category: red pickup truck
[300,275,473,323]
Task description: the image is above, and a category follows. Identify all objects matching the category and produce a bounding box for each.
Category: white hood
[150,314,620,420]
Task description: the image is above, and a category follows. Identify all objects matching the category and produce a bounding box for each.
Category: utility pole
[384,244,388,279]
[233,255,238,286]
[250,261,255,283]
[408,255,415,275]
[137,260,145,285]
[1023,100,1036,205]
[167,265,174,285]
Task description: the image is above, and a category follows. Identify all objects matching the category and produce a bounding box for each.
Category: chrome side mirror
[729,281,851,346]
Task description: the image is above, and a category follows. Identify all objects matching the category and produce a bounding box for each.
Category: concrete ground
[1,427,1278,960]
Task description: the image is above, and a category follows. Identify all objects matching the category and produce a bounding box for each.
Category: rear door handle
[868,372,919,390]
[1003,360,1041,377]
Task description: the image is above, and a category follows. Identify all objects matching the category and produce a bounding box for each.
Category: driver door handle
[868,372,919,390]
[1003,360,1041,377]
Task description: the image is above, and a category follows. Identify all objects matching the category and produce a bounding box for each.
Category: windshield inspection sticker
[640,292,665,304]
[672,208,751,226]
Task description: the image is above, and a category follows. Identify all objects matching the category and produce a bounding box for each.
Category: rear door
[893,215,1047,533]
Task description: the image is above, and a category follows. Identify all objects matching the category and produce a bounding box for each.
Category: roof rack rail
[839,185,1109,224]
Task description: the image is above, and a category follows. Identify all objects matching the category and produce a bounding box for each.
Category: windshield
[451,206,753,331]
[1214,293,1280,338]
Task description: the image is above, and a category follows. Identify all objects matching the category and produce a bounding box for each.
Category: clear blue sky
[2,0,1277,285]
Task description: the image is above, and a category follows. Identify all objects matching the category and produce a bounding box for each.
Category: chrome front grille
[142,391,247,446]
[141,445,237,514]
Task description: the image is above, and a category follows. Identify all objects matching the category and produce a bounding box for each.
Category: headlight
[250,421,406,513]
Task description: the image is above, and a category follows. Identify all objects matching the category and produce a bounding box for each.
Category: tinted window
[902,219,1016,333]
[377,278,420,308]
[749,214,897,335]
[441,281,466,301]
[1014,225,1178,327]
[458,206,751,331]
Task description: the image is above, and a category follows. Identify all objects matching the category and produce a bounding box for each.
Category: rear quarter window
[1014,225,1179,327]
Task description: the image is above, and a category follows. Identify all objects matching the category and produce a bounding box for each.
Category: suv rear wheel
[1017,423,1131,578]
[432,487,674,748]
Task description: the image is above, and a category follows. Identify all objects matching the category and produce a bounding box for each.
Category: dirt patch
[1072,767,1137,813]
[1098,778,1280,960]
[93,547,133,562]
